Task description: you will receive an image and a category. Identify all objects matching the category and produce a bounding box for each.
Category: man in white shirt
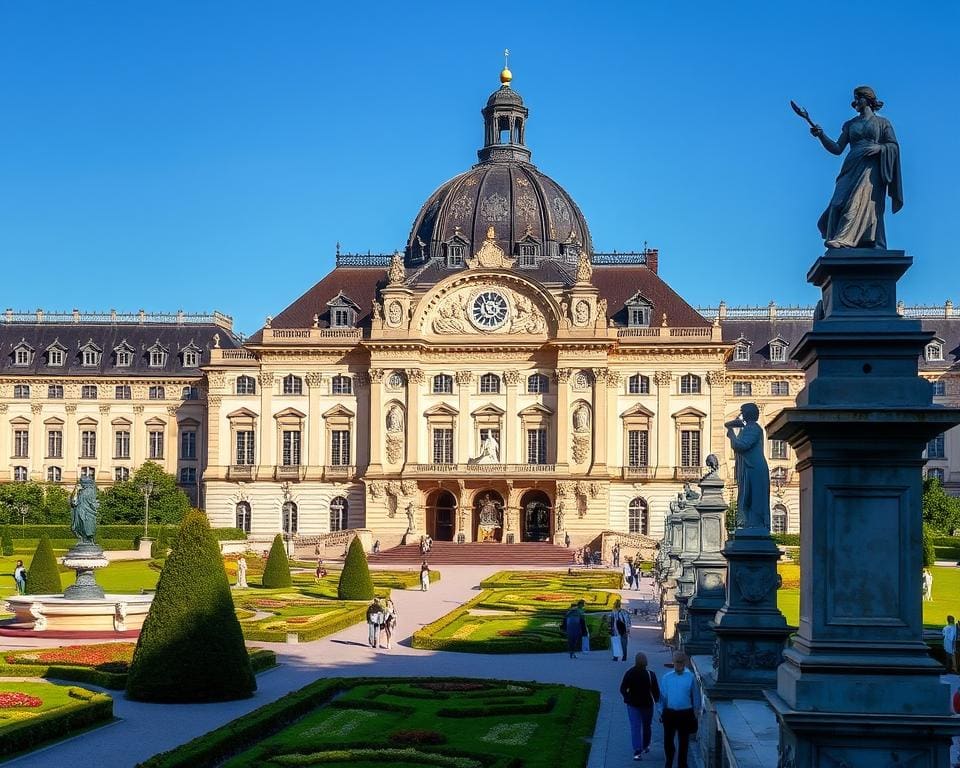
[943,615,957,673]
[658,652,700,768]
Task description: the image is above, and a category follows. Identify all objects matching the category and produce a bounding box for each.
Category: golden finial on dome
[500,48,512,86]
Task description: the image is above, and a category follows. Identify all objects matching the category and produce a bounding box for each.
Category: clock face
[470,290,509,331]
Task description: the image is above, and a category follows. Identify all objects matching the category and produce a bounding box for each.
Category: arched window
[628,498,649,535]
[772,504,788,535]
[236,501,252,533]
[282,501,298,535]
[283,375,303,395]
[47,466,62,482]
[480,373,500,394]
[332,375,352,395]
[527,374,549,394]
[13,466,28,482]
[628,374,650,394]
[236,375,256,395]
[329,496,348,532]
[680,374,701,394]
[433,374,453,394]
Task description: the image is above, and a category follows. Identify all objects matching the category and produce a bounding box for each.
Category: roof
[592,265,710,328]
[0,322,239,377]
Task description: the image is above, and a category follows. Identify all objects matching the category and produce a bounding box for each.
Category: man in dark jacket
[620,652,661,760]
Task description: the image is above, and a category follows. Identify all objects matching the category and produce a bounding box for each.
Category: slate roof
[0,322,239,377]
[593,265,710,329]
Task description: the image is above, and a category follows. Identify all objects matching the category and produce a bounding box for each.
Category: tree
[337,536,374,600]
[725,501,738,534]
[261,534,292,588]
[98,462,191,525]
[25,535,63,594]
[126,510,255,702]
[922,477,960,535]
[43,485,71,524]
[0,482,44,525]
[922,521,937,568]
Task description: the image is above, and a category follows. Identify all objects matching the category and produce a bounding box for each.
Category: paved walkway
[4,565,678,767]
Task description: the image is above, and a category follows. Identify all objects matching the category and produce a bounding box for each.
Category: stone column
[767,248,960,766]
[206,395,221,470]
[503,370,520,464]
[456,371,472,464]
[554,368,571,469]
[404,369,423,468]
[257,372,275,474]
[590,368,608,472]
[305,372,323,477]
[680,464,728,655]
[654,371,673,475]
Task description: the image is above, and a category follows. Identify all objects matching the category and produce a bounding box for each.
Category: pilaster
[64,404,77,482]
[503,370,519,464]
[554,368,571,469]
[655,370,672,474]
[305,373,323,477]
[257,372,275,473]
[97,405,111,478]
[590,367,608,472]
[456,371,472,463]
[404,368,423,467]
[29,403,43,482]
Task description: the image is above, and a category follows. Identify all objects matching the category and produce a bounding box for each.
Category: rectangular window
[927,433,946,459]
[332,308,351,327]
[771,380,790,396]
[115,431,131,459]
[48,385,64,399]
[47,430,63,459]
[518,243,538,268]
[680,430,701,467]
[82,385,97,399]
[282,430,302,466]
[148,430,164,459]
[236,430,255,465]
[770,344,787,362]
[13,430,29,458]
[526,428,547,465]
[179,467,197,484]
[628,375,650,395]
[116,350,132,367]
[183,350,200,367]
[13,385,29,399]
[627,429,649,467]
[448,244,464,267]
[81,430,97,459]
[770,439,788,460]
[733,381,752,397]
[432,428,454,464]
[330,430,351,466]
[48,349,64,366]
[933,380,947,396]
[181,430,197,459]
[928,467,946,483]
[628,306,649,327]
[115,385,131,400]
[734,344,750,361]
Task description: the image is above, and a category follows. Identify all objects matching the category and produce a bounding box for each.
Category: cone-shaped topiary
[25,534,63,594]
[0,527,13,557]
[337,536,374,600]
[261,534,292,588]
[126,510,254,702]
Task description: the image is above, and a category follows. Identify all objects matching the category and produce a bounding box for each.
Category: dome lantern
[479,56,530,164]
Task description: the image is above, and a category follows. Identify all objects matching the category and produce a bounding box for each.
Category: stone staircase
[368,541,576,566]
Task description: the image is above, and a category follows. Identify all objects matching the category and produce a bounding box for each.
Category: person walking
[620,652,660,761]
[366,598,383,648]
[13,560,26,595]
[623,559,634,590]
[419,560,431,591]
[658,652,700,768]
[609,599,632,661]
[923,568,935,601]
[381,598,398,649]
[564,603,583,659]
[944,615,958,673]
[315,558,327,581]
[613,542,621,567]
[630,559,640,590]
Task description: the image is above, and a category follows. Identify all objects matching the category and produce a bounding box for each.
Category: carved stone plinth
[709,530,793,699]
[767,248,960,766]
[62,542,109,600]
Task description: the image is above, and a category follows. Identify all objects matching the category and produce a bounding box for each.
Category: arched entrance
[425,490,456,542]
[473,490,504,542]
[520,490,552,542]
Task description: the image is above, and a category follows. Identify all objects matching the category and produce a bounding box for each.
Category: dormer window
[79,340,102,368]
[46,342,66,367]
[734,340,751,362]
[926,341,944,362]
[12,342,33,367]
[181,343,201,368]
[768,338,789,363]
[624,292,653,328]
[114,341,134,368]
[517,242,539,269]
[326,291,360,328]
[448,244,465,268]
[148,342,168,368]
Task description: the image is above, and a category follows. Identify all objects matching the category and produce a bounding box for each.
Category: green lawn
[776,564,960,629]
[0,681,113,756]
[142,677,599,768]
[479,570,623,591]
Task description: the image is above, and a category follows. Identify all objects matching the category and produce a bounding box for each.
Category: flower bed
[140,677,599,768]
[0,681,113,757]
[0,643,276,690]
[232,589,370,642]
[478,569,623,591]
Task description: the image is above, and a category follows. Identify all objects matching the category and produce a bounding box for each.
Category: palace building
[3,69,958,548]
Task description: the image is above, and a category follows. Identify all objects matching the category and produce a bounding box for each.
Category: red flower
[0,692,42,708]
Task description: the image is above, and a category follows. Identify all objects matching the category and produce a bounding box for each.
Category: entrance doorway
[473,490,504,542]
[520,490,552,542]
[426,490,456,542]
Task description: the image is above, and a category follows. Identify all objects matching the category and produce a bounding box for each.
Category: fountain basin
[1,593,153,638]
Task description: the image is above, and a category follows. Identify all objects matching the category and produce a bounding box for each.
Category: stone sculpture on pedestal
[64,476,109,600]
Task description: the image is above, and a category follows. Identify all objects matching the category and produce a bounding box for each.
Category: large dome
[405,80,592,267]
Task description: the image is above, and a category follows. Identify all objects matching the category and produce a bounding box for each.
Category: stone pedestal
[709,529,793,699]
[62,541,109,600]
[681,470,728,656]
[768,248,960,766]
[674,504,702,638]
[660,509,684,643]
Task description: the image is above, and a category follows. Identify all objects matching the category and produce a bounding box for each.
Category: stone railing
[1,308,233,329]
[323,465,357,481]
[411,463,556,474]
[210,348,257,363]
[674,466,703,480]
[294,528,374,554]
[617,326,721,341]
[227,465,254,480]
[275,465,305,481]
[622,466,653,480]
[601,530,660,564]
[261,328,363,344]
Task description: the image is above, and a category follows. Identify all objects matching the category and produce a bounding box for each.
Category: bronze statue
[793,86,902,249]
[70,476,99,543]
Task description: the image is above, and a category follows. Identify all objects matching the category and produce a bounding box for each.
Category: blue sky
[1,2,957,335]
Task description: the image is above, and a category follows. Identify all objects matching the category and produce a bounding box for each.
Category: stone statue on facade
[70,476,99,544]
[477,494,501,529]
[388,252,405,284]
[725,403,770,531]
[405,501,416,534]
[794,86,902,249]
[573,404,590,433]
[386,405,404,433]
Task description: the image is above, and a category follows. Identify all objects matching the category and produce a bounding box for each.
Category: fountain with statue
[3,476,153,637]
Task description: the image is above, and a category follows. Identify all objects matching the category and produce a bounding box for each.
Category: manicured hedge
[7,525,246,551]
[337,536,374,600]
[0,685,113,757]
[25,535,62,594]
[772,534,800,547]
[261,534,292,589]
[240,603,368,643]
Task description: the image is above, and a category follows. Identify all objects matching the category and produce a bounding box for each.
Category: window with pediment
[624,292,653,328]
[327,292,359,328]
[926,340,945,362]
[768,338,789,363]
[80,340,102,367]
[114,342,134,367]
[148,342,168,368]
[13,342,33,367]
